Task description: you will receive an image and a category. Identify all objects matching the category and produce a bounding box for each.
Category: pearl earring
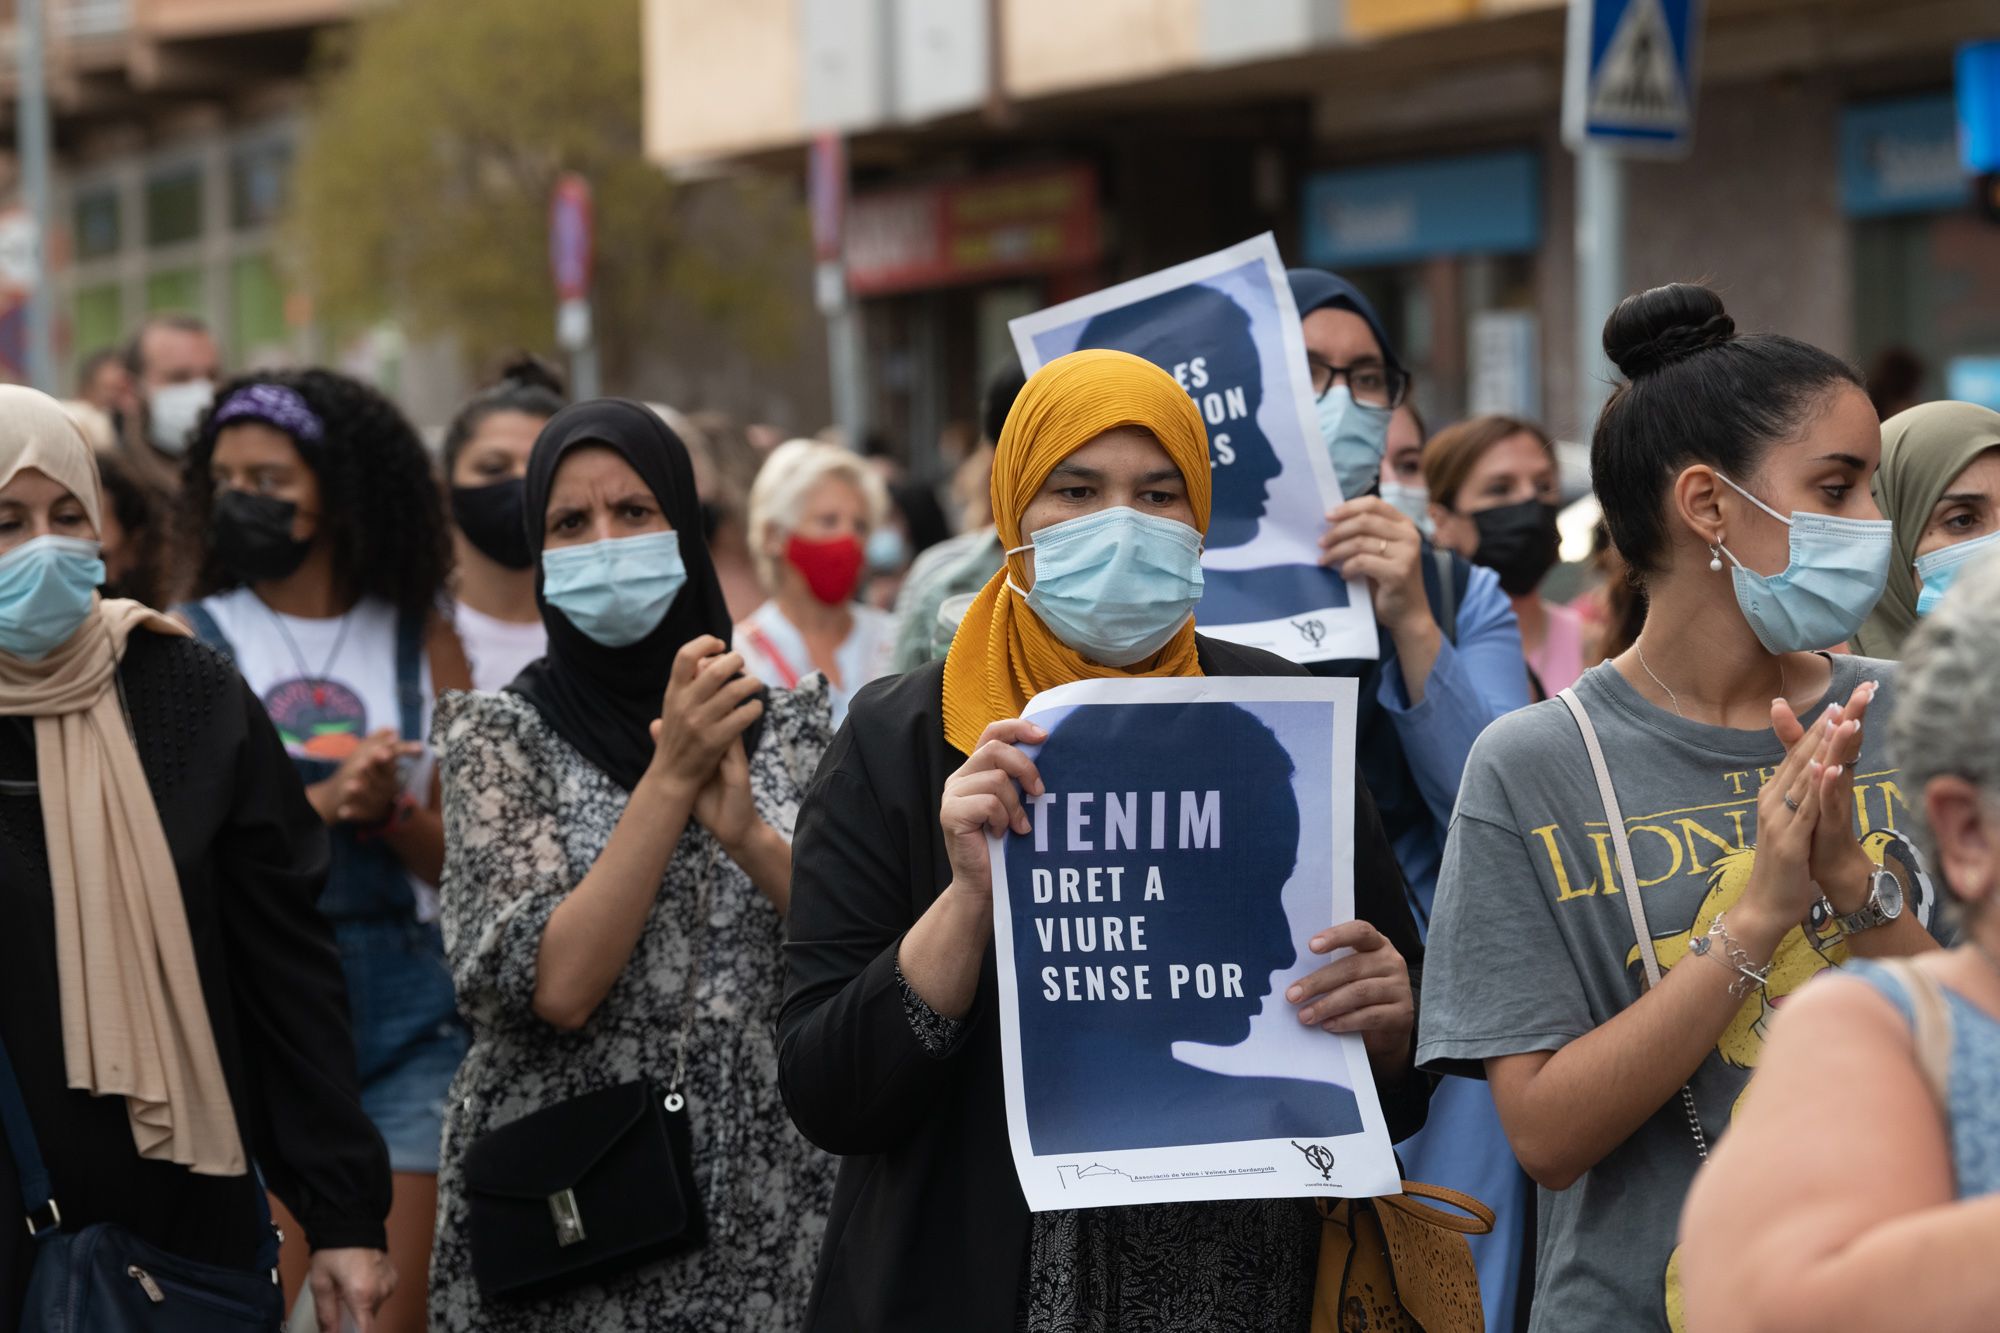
[1708,544,1724,573]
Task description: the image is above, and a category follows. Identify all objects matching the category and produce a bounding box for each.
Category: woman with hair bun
[1416,283,1945,1331]
[443,356,566,692]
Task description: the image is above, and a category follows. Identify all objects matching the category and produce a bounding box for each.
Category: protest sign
[1010,233,1378,664]
[988,676,1401,1212]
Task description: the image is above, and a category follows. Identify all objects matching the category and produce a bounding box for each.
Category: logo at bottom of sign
[1292,1140,1337,1182]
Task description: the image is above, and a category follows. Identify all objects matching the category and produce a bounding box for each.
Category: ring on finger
[1782,794,1800,813]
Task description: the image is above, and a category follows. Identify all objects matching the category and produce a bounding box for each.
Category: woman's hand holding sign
[1320,497,1445,705]
[939,720,1048,902]
[1287,921,1416,1079]
[901,719,1049,1021]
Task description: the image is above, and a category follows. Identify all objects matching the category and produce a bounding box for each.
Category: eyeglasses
[1307,356,1410,410]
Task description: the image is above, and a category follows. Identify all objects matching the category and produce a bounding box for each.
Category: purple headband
[211,383,325,446]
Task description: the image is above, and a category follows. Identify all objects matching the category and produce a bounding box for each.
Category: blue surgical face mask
[1713,472,1894,654]
[541,530,687,648]
[1317,385,1393,502]
[865,525,909,573]
[1914,530,2000,617]
[1007,507,1204,667]
[0,535,104,660]
[1380,480,1433,534]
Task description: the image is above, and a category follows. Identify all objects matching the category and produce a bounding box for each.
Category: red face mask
[785,533,866,605]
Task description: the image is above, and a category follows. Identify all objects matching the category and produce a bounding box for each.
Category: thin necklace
[262,598,354,708]
[1634,640,1787,724]
[1635,642,1684,719]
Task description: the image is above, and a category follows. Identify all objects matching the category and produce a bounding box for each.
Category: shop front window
[145,267,204,316]
[144,167,203,248]
[73,188,120,260]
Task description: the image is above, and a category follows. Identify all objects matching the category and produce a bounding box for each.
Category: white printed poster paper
[988,676,1401,1211]
[1010,233,1378,664]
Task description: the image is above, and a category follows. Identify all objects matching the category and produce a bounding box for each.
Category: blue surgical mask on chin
[1317,385,1393,501]
[0,535,105,660]
[1914,529,2000,617]
[541,530,687,648]
[1713,472,1894,654]
[1007,507,1204,667]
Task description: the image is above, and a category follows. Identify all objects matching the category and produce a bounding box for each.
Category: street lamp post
[16,0,56,392]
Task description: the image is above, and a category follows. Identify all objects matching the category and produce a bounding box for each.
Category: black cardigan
[777,636,1429,1333]
[0,633,391,1329]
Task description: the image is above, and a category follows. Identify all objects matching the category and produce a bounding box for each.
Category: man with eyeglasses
[1288,267,1537,1333]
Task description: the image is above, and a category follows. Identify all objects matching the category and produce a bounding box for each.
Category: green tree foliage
[289,0,806,383]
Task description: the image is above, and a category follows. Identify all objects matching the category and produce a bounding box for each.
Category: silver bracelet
[1688,910,1770,998]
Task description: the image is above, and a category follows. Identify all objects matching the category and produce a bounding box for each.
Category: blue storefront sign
[1839,94,1965,217]
[1962,41,2000,175]
[1947,357,2000,412]
[1299,150,1540,269]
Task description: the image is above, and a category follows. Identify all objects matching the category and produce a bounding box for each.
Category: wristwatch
[1826,866,1905,937]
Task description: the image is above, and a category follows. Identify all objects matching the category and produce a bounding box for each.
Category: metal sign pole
[550,173,599,400]
[1563,0,1701,444]
[17,0,55,392]
[1574,143,1625,442]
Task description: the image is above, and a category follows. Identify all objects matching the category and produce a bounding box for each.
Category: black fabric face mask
[452,477,534,571]
[212,488,314,584]
[1470,498,1563,596]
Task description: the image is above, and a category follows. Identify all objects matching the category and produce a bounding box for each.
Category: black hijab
[508,399,738,790]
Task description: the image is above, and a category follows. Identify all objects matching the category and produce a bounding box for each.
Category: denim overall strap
[176,602,235,663]
[393,607,424,743]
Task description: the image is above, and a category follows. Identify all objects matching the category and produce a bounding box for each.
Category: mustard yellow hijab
[1852,401,2000,659]
[940,349,1211,755]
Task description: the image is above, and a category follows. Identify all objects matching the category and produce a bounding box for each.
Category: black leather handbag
[462,1080,705,1300]
[0,1033,284,1333]
[461,851,718,1301]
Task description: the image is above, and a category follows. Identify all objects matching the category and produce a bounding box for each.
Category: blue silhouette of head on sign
[1078,285,1278,551]
[1009,701,1361,1155]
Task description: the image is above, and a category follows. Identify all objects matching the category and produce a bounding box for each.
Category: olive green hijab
[1853,401,2000,659]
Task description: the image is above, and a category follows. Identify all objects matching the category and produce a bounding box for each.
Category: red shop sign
[845,165,1101,296]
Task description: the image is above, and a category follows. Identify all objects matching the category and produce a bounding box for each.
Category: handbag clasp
[548,1188,586,1248]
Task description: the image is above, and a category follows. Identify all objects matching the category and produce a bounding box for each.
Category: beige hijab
[1852,401,2000,659]
[0,385,244,1176]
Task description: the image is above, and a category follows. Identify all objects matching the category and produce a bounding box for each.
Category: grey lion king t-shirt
[1416,654,1942,1333]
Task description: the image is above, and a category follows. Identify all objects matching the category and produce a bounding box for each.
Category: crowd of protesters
[0,272,1997,1333]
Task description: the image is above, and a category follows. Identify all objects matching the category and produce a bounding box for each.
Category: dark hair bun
[1603,282,1737,380]
[495,352,567,399]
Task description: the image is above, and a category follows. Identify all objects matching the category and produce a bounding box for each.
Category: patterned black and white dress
[427,682,837,1332]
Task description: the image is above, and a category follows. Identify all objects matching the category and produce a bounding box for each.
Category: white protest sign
[988,676,1400,1211]
[1011,234,1378,664]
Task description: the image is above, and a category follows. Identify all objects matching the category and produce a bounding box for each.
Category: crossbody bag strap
[741,625,800,691]
[1556,685,1710,1158]
[1557,688,1659,984]
[0,1031,61,1237]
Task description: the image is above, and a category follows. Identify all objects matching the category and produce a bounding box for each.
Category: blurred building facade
[644,0,1998,464]
[0,0,486,425]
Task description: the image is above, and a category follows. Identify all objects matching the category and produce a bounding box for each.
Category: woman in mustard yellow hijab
[777,349,1426,1333]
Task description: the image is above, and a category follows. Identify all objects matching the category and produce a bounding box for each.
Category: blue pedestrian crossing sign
[1562,0,1704,157]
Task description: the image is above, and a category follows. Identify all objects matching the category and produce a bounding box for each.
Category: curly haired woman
[174,368,471,1333]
